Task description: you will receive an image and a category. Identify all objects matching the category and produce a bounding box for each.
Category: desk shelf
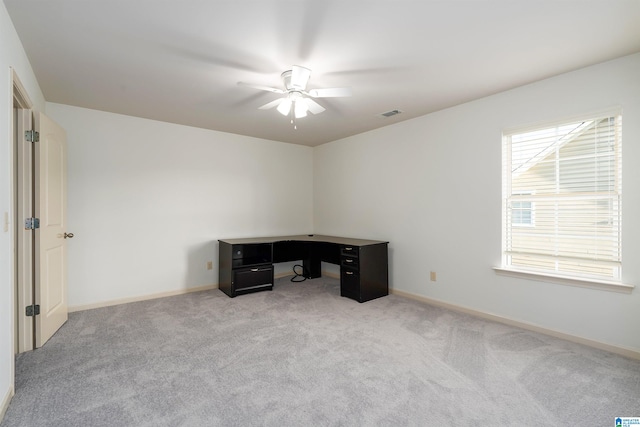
[219,241,274,297]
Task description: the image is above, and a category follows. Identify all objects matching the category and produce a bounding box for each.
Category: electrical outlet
[206,261,213,270]
[430,271,437,282]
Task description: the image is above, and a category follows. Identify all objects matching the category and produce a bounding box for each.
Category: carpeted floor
[2,276,639,426]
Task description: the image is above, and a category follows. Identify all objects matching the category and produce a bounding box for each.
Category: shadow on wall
[184,240,219,290]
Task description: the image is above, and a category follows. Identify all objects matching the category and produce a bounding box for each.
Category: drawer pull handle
[345,271,354,275]
[345,259,353,263]
[345,247,353,251]
[251,268,269,272]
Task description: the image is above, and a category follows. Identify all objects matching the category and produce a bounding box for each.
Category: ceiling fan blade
[297,1,329,61]
[238,82,285,94]
[258,98,284,110]
[307,87,352,98]
[304,98,325,115]
[291,65,311,90]
[160,35,280,73]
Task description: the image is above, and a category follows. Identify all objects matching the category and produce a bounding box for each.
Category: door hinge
[26,304,40,317]
[25,217,40,230]
[25,130,39,142]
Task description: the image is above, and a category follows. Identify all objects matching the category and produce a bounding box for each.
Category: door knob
[63,232,74,239]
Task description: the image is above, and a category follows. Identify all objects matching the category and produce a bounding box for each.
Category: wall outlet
[206,261,213,270]
[430,271,437,282]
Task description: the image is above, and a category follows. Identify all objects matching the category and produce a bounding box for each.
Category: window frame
[497,110,633,293]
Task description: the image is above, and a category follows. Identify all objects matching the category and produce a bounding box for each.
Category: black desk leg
[303,254,322,279]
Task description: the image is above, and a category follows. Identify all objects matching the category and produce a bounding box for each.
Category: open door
[34,112,69,347]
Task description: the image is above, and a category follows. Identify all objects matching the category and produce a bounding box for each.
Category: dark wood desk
[218,235,388,303]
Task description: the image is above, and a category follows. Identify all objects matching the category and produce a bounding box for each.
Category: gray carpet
[2,276,639,426]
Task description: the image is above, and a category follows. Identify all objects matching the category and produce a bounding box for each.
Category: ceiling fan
[238,65,352,126]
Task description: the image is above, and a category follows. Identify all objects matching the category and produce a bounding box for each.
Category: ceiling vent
[379,109,403,118]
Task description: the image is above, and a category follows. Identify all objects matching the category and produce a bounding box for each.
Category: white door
[34,112,69,347]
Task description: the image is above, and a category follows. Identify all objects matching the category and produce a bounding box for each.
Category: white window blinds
[502,113,622,281]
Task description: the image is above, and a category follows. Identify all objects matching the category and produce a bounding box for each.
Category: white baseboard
[68,284,219,313]
[69,270,307,313]
[1,385,14,423]
[390,288,640,361]
[68,270,341,312]
[68,273,304,313]
[322,271,340,279]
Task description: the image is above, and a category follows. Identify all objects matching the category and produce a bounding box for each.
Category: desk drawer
[341,245,359,257]
[341,256,359,268]
[340,267,360,300]
[233,265,274,292]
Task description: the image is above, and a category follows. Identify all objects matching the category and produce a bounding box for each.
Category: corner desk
[218,235,388,303]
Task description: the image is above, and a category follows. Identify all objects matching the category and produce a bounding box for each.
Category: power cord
[291,264,308,282]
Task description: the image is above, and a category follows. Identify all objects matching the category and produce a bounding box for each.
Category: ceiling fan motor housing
[281,66,311,91]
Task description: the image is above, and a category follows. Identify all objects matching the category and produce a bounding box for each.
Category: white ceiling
[5,0,640,147]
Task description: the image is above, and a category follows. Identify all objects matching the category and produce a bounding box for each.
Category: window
[502,112,622,282]
[511,192,534,226]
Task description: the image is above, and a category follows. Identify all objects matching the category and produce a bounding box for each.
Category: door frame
[12,69,35,354]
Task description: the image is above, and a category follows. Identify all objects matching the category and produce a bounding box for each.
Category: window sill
[493,267,634,294]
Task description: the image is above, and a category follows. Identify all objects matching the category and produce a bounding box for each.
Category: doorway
[12,69,69,354]
[13,70,34,353]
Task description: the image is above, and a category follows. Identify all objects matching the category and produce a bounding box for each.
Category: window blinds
[503,113,622,281]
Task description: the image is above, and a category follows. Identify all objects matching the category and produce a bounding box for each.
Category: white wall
[0,0,46,415]
[314,54,640,353]
[46,103,313,308]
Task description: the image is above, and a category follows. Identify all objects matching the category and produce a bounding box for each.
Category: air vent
[379,109,403,118]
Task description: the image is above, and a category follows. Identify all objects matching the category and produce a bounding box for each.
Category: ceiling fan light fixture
[294,100,308,118]
[277,99,292,116]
